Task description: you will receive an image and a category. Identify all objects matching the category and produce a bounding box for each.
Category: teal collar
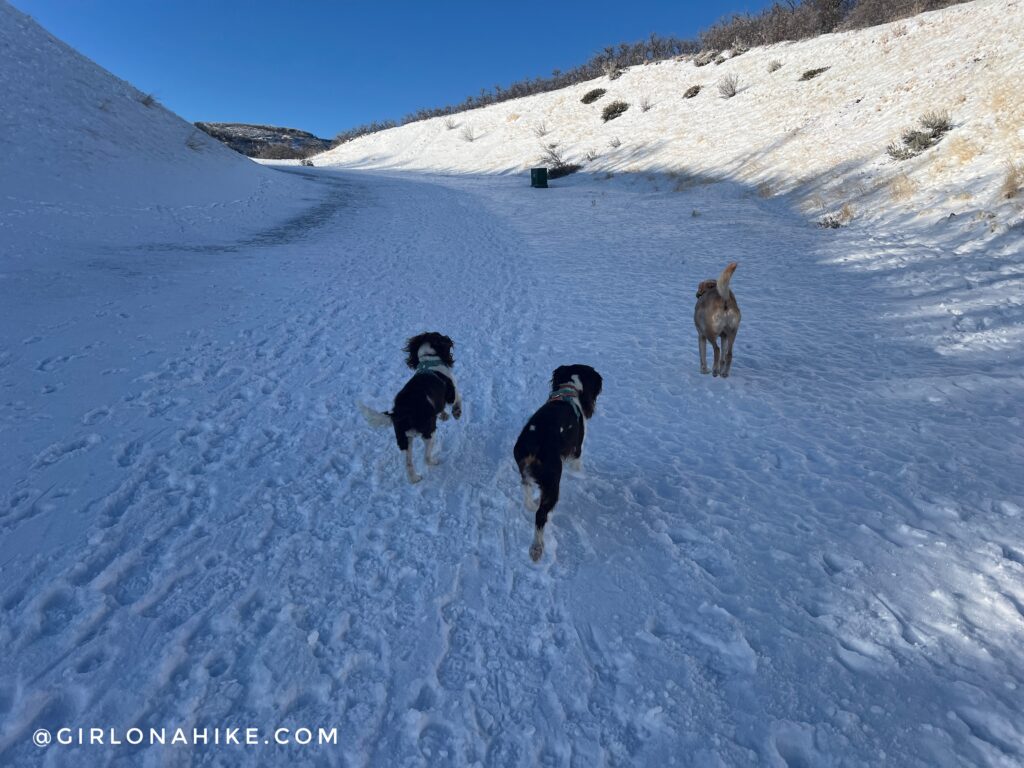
[416,355,445,375]
[548,384,583,420]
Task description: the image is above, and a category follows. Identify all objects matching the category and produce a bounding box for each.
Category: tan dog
[694,262,741,378]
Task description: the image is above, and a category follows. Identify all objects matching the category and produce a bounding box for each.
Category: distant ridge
[195,122,330,159]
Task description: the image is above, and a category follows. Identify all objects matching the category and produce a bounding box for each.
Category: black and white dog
[514,364,603,561]
[360,332,462,483]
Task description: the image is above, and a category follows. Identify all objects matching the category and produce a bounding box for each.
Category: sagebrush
[718,74,739,98]
[887,111,952,160]
[602,101,629,122]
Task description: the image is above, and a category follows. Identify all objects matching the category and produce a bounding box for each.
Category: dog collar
[416,355,444,374]
[548,384,583,419]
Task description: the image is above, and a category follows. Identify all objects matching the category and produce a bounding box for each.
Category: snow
[2,0,1023,766]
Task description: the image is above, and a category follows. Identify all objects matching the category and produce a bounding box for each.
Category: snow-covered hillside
[2,1,1023,766]
[0,0,315,250]
[319,0,1023,227]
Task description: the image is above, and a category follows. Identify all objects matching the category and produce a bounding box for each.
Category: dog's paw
[529,543,544,562]
[720,371,729,379]
[712,369,720,377]
[438,411,449,422]
[426,455,442,466]
[569,457,583,473]
[452,404,462,420]
[700,366,710,375]
[408,473,423,484]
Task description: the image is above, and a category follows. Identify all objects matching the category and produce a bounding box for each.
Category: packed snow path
[1,169,1022,767]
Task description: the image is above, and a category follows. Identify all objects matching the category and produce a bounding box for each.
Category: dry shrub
[800,67,830,81]
[684,85,701,99]
[533,121,549,137]
[694,50,717,67]
[718,74,739,98]
[602,101,629,122]
[461,126,477,142]
[581,88,607,104]
[1002,161,1024,199]
[757,182,773,198]
[819,203,855,228]
[608,136,622,148]
[887,111,952,160]
[444,116,457,130]
[541,145,580,178]
[767,60,782,72]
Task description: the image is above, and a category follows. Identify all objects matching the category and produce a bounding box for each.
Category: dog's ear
[432,333,455,367]
[577,366,603,418]
[550,365,573,391]
[581,367,603,399]
[403,333,427,369]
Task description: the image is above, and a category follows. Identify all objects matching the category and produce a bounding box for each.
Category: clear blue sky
[12,0,774,138]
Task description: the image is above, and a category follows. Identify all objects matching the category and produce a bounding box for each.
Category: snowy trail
[1,168,1022,766]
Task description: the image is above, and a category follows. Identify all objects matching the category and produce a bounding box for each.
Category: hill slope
[0,0,313,250]
[319,0,1023,232]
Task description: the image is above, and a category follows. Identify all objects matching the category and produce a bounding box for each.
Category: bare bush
[699,0,970,50]
[443,116,457,130]
[887,111,952,160]
[541,145,581,178]
[842,0,971,30]
[886,141,916,161]
[533,121,549,137]
[586,149,598,161]
[461,126,477,142]
[718,74,739,98]
[1001,161,1024,199]
[694,50,717,67]
[800,66,830,81]
[767,60,782,72]
[300,158,314,167]
[581,88,607,104]
[602,101,630,122]
[640,94,653,112]
[921,111,952,135]
[683,85,701,99]
[602,60,622,80]
[608,136,622,148]
[185,131,206,151]
[819,203,855,228]
[139,92,158,108]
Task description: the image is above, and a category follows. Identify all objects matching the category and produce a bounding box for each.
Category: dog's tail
[717,262,738,302]
[358,402,393,428]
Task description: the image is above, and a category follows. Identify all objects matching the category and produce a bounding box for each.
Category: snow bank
[0,0,312,250]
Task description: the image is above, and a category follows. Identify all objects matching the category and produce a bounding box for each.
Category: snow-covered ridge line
[318,0,1023,232]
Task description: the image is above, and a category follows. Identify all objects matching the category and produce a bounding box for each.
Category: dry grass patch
[819,203,855,228]
[945,135,980,165]
[889,173,918,201]
[1002,161,1024,199]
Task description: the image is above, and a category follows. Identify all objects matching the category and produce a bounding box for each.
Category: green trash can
[531,167,548,188]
